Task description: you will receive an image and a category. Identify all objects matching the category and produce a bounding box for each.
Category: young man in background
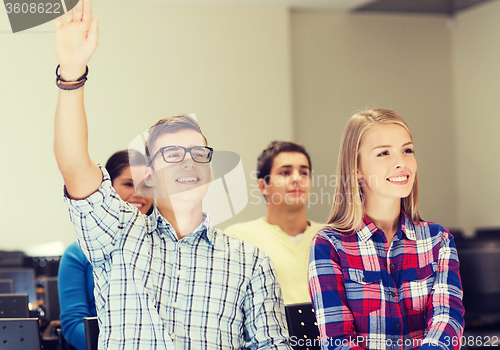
[225,141,321,305]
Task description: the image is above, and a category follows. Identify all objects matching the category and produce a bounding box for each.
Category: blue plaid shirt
[309,214,464,350]
[64,166,291,350]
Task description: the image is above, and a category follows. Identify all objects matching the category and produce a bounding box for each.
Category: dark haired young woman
[58,150,152,350]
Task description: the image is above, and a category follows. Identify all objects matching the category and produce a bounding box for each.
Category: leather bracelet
[56,64,88,82]
[55,64,88,90]
[55,78,87,91]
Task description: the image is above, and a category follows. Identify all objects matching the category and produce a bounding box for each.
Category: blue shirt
[64,166,291,350]
[58,241,97,350]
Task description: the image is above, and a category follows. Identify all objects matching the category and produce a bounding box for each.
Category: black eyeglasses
[148,146,214,166]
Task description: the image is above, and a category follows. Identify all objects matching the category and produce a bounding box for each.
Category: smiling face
[357,123,417,205]
[113,166,153,214]
[147,129,211,204]
[259,152,311,208]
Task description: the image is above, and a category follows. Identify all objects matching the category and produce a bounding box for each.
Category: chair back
[0,318,40,350]
[43,277,60,322]
[84,316,99,350]
[285,303,321,350]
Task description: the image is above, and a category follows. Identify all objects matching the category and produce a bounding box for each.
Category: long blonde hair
[327,108,422,232]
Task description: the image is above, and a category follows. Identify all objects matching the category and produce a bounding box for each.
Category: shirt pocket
[401,262,437,312]
[343,268,382,315]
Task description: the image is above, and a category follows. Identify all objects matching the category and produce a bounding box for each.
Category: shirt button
[171,334,176,340]
[177,270,181,276]
[391,292,396,297]
[390,264,395,269]
[395,323,401,328]
[172,302,178,308]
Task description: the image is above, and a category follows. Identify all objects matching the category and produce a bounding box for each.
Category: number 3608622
[5,2,61,14]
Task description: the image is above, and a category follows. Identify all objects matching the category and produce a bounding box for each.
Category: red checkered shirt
[309,213,464,350]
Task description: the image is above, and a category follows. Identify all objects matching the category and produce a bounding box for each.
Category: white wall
[453,1,500,236]
[0,3,292,250]
[1,1,498,252]
[291,11,458,228]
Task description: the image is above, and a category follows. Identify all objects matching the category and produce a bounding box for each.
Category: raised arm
[54,0,101,199]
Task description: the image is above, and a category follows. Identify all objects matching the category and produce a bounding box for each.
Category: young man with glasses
[54,1,291,349]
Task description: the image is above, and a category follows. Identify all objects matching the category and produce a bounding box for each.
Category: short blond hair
[327,108,422,232]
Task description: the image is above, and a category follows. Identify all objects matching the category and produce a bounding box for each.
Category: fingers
[88,17,99,47]
[63,0,92,25]
[82,0,92,22]
[55,14,63,29]
[74,0,83,21]
[64,0,73,23]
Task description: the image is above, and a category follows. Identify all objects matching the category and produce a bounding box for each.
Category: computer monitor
[24,256,61,278]
[458,237,500,324]
[0,279,13,294]
[0,294,29,318]
[0,268,36,303]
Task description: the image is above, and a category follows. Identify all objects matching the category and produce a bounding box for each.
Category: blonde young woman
[308,109,464,350]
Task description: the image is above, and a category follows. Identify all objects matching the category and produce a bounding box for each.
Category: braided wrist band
[55,64,88,91]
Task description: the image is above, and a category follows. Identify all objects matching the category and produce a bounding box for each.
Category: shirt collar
[401,213,417,241]
[356,217,379,242]
[192,213,216,245]
[355,210,417,242]
[150,210,215,245]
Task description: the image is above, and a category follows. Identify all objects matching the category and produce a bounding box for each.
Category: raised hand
[55,0,98,81]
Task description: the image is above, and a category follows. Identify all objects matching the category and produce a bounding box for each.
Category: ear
[356,167,363,180]
[357,169,367,188]
[257,178,269,196]
[144,167,156,187]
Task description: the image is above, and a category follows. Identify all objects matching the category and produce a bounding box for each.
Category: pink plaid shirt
[309,213,464,350]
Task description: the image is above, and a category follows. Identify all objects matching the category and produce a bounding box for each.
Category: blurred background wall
[0,0,498,250]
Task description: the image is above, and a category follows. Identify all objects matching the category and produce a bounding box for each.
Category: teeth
[177,177,198,183]
[388,176,407,182]
[131,203,143,207]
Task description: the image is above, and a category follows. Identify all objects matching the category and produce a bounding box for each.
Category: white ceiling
[150,0,376,11]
